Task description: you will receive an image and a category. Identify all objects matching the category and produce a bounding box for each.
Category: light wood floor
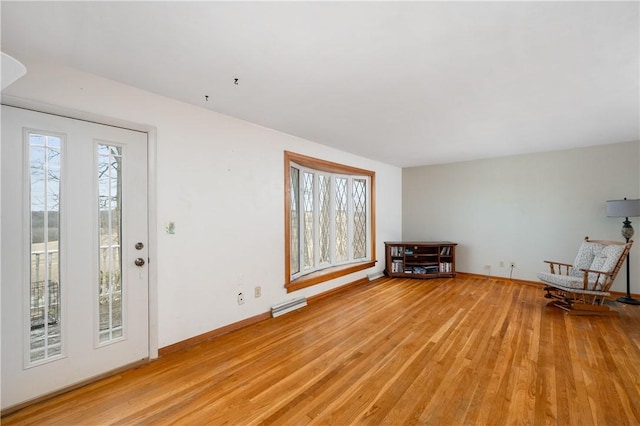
[4,276,640,425]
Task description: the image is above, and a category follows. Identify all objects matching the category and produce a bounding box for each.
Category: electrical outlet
[483,265,491,277]
[237,292,245,305]
[499,260,505,268]
[510,261,516,268]
[254,286,261,298]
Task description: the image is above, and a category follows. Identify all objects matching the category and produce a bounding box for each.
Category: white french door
[1,106,149,409]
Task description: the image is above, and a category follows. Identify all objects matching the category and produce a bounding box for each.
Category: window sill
[285,260,377,293]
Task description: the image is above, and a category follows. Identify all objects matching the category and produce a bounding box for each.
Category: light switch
[165,221,175,234]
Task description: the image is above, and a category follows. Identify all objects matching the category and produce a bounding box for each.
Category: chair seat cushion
[538,272,609,295]
[538,272,584,289]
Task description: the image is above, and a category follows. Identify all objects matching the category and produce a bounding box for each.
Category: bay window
[285,151,376,292]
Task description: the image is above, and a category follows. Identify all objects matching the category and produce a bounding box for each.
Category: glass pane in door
[98,144,123,343]
[29,133,62,363]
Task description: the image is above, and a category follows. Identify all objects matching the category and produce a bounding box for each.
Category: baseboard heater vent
[271,297,307,317]
[367,271,384,281]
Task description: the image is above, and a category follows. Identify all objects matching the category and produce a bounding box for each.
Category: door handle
[134,258,146,267]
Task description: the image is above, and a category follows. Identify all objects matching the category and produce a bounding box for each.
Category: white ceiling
[1,1,638,167]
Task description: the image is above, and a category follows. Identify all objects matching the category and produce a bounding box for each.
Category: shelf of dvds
[384,241,457,279]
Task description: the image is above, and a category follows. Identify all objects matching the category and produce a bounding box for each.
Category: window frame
[284,151,376,293]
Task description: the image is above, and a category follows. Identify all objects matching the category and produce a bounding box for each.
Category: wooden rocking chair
[538,236,633,315]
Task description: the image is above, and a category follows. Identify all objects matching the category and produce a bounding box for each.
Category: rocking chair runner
[538,236,633,315]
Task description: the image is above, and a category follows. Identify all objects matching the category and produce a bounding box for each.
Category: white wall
[2,55,403,349]
[403,141,640,294]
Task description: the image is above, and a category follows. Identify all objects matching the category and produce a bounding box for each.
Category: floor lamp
[606,198,640,305]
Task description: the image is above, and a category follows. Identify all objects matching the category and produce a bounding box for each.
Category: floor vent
[271,297,307,317]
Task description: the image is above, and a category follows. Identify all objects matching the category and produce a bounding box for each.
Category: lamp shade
[606,199,640,218]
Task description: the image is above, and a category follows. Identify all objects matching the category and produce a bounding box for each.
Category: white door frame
[1,94,159,360]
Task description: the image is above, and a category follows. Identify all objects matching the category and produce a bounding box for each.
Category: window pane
[303,172,314,269]
[29,133,62,363]
[290,167,300,274]
[353,179,367,259]
[318,175,330,264]
[335,177,348,262]
[98,144,123,343]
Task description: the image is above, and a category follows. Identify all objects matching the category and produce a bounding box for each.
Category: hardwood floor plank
[3,276,640,425]
[533,305,558,425]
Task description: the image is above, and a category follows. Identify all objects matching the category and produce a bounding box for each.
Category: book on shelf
[391,246,405,257]
[439,262,452,272]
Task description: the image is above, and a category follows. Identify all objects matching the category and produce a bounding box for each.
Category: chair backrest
[570,237,605,277]
[580,237,633,291]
